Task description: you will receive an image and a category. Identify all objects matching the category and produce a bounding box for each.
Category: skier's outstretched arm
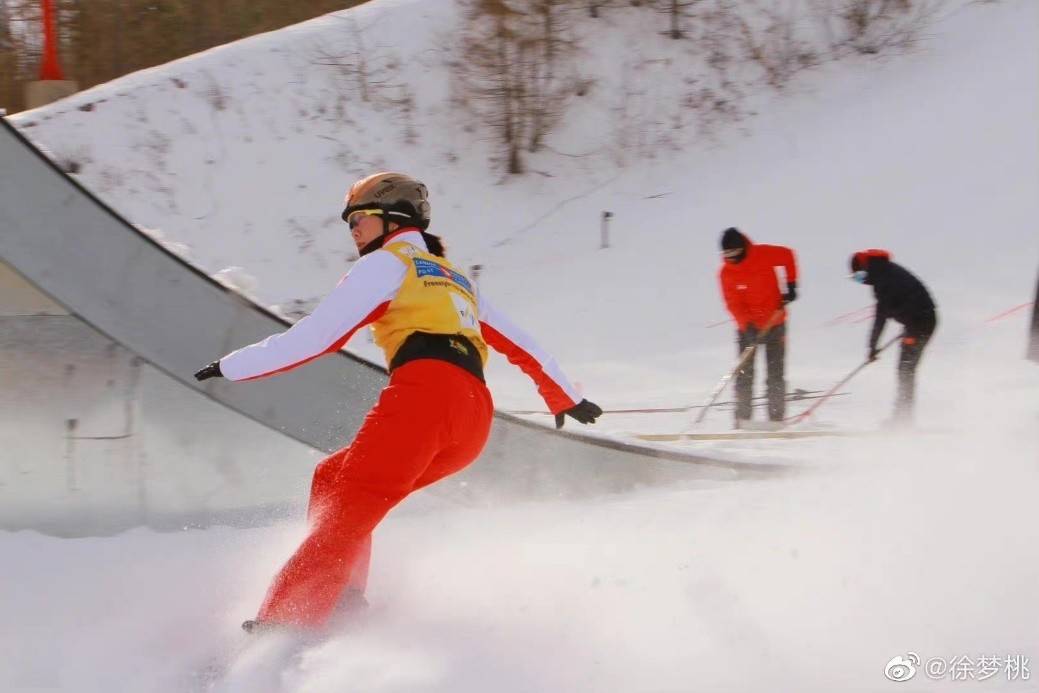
[477,293,601,428]
[200,252,405,382]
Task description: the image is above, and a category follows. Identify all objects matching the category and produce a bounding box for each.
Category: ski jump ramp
[0,116,787,535]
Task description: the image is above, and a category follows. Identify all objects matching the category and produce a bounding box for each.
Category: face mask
[851,270,868,283]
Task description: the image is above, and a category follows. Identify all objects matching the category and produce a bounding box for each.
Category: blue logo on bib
[413,258,474,294]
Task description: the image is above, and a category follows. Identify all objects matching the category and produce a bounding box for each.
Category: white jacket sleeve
[477,293,581,414]
[219,251,406,381]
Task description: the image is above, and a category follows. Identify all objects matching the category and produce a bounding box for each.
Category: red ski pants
[256,359,494,627]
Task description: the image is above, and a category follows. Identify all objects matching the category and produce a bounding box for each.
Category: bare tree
[525,0,576,152]
[458,0,525,172]
[0,4,15,110]
[0,1,42,111]
[454,0,579,174]
[0,3,10,51]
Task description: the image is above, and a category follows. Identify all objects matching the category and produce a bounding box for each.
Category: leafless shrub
[310,16,405,108]
[734,2,820,89]
[203,78,229,112]
[309,15,418,144]
[812,0,951,56]
[445,0,953,174]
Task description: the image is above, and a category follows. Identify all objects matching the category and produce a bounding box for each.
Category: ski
[737,390,848,409]
[679,389,848,412]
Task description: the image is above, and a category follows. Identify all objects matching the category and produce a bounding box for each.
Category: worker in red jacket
[718,227,798,427]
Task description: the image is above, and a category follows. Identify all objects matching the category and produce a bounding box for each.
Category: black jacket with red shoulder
[852,250,936,348]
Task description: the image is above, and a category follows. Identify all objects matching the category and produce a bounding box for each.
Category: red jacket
[719,238,798,331]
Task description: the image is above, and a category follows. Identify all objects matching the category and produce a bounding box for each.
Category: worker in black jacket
[850,249,937,423]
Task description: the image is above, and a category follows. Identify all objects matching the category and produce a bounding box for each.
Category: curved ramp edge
[0,116,791,533]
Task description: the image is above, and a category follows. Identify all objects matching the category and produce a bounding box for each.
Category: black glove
[555,399,603,429]
[783,282,797,304]
[194,361,223,381]
[867,347,879,363]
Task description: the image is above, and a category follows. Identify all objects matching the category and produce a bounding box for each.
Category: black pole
[1028,265,1039,363]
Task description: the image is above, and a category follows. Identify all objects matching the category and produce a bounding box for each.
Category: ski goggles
[850,270,868,283]
[344,208,384,229]
[721,248,744,259]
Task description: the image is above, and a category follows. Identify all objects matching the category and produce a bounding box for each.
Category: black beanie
[721,227,748,251]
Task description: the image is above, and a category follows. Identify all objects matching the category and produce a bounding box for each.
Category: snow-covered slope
[3,0,1037,690]
[4,422,1036,692]
[12,0,1037,435]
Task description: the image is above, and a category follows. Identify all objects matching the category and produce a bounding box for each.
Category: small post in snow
[469,264,483,292]
[601,211,613,250]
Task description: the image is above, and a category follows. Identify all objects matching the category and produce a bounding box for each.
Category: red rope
[984,302,1035,324]
[823,305,873,327]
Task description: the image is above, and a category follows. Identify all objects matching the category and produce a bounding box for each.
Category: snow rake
[786,333,901,425]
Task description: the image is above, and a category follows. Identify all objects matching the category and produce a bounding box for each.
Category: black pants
[895,312,937,419]
[735,323,786,422]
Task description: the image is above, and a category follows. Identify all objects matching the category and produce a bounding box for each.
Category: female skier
[194,172,602,630]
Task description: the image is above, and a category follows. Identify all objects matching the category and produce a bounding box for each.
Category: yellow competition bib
[373,242,488,365]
